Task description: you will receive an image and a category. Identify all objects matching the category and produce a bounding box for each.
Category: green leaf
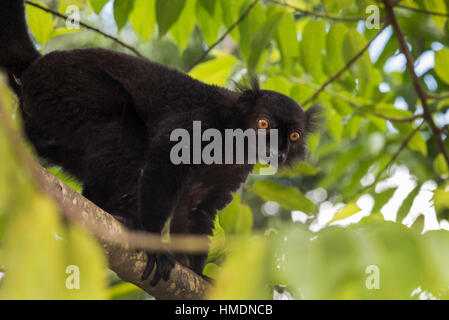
[247,9,284,72]
[220,0,243,41]
[325,23,348,76]
[218,195,239,234]
[238,1,265,62]
[342,29,371,84]
[170,0,196,51]
[195,0,222,46]
[396,186,419,223]
[275,10,299,69]
[207,216,227,262]
[189,53,237,86]
[300,20,326,81]
[203,263,220,279]
[60,0,85,13]
[0,196,66,299]
[423,230,449,293]
[263,76,292,95]
[217,194,253,235]
[435,48,449,85]
[411,214,424,233]
[276,162,320,178]
[109,281,144,299]
[198,0,216,16]
[424,0,447,31]
[0,80,107,299]
[234,204,253,234]
[372,187,397,214]
[64,225,108,299]
[434,153,449,179]
[437,97,449,110]
[130,0,156,43]
[408,131,427,157]
[375,104,414,118]
[51,27,81,38]
[208,238,271,299]
[251,180,316,214]
[26,0,55,46]
[156,0,186,37]
[434,184,449,215]
[394,123,427,156]
[347,116,361,139]
[113,0,135,30]
[367,114,387,132]
[279,222,430,299]
[90,0,109,14]
[319,145,365,189]
[328,108,343,142]
[331,203,361,223]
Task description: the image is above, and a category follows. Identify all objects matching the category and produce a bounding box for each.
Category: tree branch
[32,163,209,300]
[384,0,449,167]
[185,0,259,72]
[25,1,144,58]
[372,112,424,122]
[426,92,449,100]
[301,24,388,106]
[268,0,365,22]
[396,4,449,18]
[441,124,449,136]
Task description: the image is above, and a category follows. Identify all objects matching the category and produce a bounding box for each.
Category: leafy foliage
[2,0,449,299]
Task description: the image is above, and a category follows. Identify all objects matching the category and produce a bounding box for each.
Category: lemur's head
[236,81,322,168]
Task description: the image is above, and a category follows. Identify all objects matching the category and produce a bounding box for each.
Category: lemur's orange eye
[258,119,269,129]
[290,131,301,142]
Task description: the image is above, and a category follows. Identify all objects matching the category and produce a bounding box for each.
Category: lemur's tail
[0,0,40,93]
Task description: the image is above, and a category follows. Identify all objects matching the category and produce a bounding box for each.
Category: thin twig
[426,92,449,100]
[291,76,364,107]
[268,0,364,21]
[372,112,424,122]
[396,4,449,18]
[293,76,424,121]
[384,0,449,167]
[294,76,423,122]
[185,0,259,72]
[301,24,388,106]
[25,0,144,58]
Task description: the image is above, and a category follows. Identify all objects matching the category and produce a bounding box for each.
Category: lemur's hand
[142,252,176,286]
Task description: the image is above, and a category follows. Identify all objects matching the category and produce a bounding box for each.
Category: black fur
[0,1,321,285]
[0,0,40,92]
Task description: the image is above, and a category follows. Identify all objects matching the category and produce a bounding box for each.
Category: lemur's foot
[173,252,213,283]
[141,252,175,286]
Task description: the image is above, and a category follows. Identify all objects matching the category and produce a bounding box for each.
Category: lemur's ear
[304,104,324,134]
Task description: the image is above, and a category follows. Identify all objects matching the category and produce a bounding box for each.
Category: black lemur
[1,1,320,285]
